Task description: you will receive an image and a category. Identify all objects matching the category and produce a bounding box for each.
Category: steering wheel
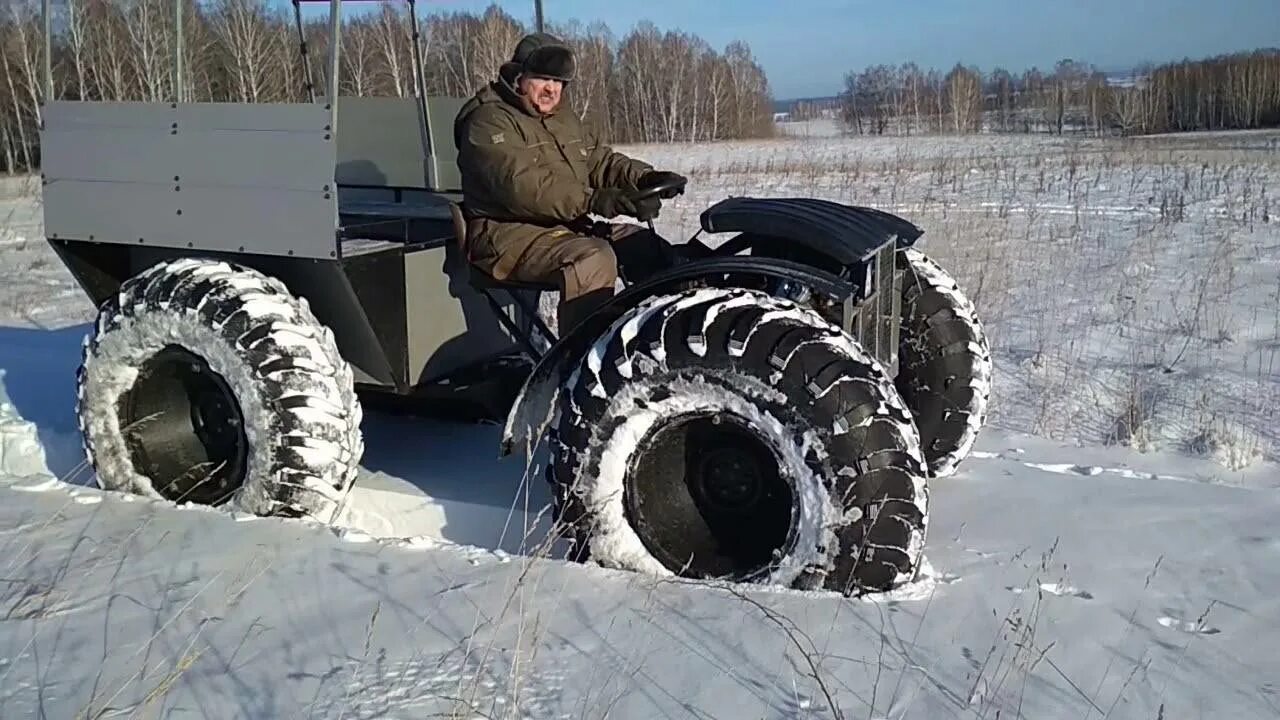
[628,174,687,203]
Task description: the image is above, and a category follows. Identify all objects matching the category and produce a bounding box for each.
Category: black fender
[700,196,924,264]
[498,255,854,456]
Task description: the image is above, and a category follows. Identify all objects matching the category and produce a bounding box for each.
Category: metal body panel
[404,244,523,385]
[44,181,338,256]
[700,197,924,264]
[333,95,464,192]
[335,96,429,188]
[40,100,175,129]
[42,128,335,189]
[850,244,903,376]
[41,100,339,258]
[171,101,332,131]
[49,236,527,393]
[424,96,464,191]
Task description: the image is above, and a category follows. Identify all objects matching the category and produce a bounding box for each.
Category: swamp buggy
[38,0,991,596]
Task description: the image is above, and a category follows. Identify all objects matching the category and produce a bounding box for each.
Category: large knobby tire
[548,287,929,595]
[896,248,992,478]
[76,258,363,523]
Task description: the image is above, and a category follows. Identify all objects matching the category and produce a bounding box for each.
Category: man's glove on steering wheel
[636,170,687,199]
[590,187,661,222]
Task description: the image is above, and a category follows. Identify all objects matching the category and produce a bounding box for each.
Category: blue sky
[326,1,1280,99]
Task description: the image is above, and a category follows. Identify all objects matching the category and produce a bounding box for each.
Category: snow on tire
[76,258,363,523]
[896,248,992,478]
[549,287,929,595]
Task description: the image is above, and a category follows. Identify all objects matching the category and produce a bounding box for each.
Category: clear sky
[396,0,1280,99]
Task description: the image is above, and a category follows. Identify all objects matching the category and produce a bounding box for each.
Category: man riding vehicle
[453,32,689,332]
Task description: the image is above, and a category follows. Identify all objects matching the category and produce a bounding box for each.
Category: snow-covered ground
[1,130,1278,718]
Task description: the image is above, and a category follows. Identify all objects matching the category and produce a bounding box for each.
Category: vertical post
[173,0,184,102]
[406,0,433,158]
[41,0,52,106]
[327,0,340,133]
[534,0,543,32]
[292,0,315,102]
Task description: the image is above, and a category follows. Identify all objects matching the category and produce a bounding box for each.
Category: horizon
[371,0,1280,99]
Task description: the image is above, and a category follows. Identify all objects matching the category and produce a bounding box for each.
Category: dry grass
[637,130,1280,470]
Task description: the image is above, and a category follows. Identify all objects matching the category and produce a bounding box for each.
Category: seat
[447,201,558,356]
[447,201,557,292]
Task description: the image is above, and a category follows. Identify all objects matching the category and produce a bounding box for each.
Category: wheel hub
[119,345,248,505]
[695,446,764,511]
[623,412,795,581]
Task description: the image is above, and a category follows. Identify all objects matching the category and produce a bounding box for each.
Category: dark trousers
[502,222,679,332]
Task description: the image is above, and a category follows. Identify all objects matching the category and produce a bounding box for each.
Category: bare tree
[209,0,283,103]
[945,63,980,133]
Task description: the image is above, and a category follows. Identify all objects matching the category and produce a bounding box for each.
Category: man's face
[519,75,563,115]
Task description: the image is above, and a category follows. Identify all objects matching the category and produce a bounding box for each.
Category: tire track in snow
[968,449,1199,484]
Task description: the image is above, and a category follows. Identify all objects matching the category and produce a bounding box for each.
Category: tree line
[0,0,776,173]
[837,49,1280,136]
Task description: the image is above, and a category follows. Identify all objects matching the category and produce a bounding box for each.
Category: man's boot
[558,287,614,336]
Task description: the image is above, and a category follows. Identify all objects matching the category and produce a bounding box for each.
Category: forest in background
[830,50,1280,137]
[0,0,776,172]
[1,0,1278,173]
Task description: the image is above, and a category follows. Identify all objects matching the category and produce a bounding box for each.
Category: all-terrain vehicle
[38,0,991,595]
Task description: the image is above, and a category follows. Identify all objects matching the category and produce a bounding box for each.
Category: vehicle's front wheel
[548,287,929,595]
[76,258,363,522]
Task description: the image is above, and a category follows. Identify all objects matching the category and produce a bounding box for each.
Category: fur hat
[508,32,575,82]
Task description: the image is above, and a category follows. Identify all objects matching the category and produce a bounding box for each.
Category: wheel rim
[623,412,795,581]
[118,345,248,505]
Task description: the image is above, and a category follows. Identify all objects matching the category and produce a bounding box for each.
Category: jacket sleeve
[586,127,653,190]
[458,109,592,224]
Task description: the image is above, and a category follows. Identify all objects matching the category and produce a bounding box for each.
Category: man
[454,32,688,332]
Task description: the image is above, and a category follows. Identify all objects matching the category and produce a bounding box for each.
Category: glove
[589,187,661,221]
[635,170,687,199]
[631,194,662,221]
[589,187,637,218]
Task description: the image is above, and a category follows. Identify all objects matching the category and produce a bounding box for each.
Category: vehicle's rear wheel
[548,287,929,594]
[76,258,364,522]
[895,248,992,477]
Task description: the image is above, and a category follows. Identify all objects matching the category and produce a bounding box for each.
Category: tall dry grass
[638,131,1280,469]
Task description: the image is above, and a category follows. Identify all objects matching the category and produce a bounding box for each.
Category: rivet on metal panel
[174,176,179,181]
[138,238,145,243]
[288,250,295,256]
[187,242,193,248]
[324,193,331,199]
[238,246,245,252]
[89,235,94,240]
[324,134,331,140]
[175,185,180,192]
[176,209,182,215]
[330,251,336,258]
[323,184,330,191]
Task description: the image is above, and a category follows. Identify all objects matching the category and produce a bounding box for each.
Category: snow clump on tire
[549,287,930,595]
[76,258,363,523]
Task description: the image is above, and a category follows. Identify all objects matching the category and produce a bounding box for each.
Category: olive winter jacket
[454,65,652,278]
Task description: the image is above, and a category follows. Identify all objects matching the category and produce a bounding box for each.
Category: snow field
[1,426,1278,718]
[0,129,1277,717]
